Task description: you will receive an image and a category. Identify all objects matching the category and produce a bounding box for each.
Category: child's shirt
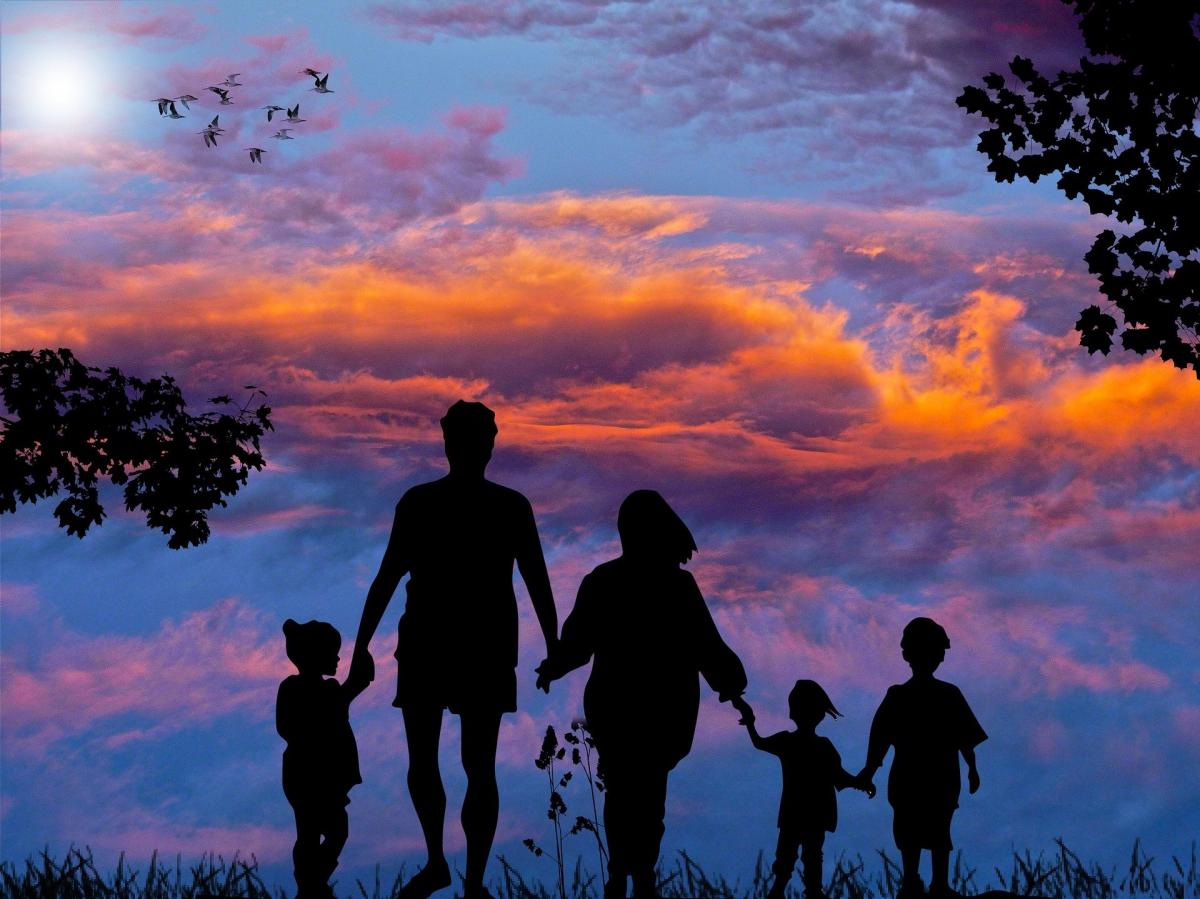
[276,674,362,798]
[758,730,854,833]
[866,677,986,810]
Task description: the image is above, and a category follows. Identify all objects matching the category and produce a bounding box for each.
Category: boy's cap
[283,618,341,668]
[901,616,950,651]
[440,400,498,439]
[788,679,843,719]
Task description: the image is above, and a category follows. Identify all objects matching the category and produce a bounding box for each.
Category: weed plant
[2,841,1195,899]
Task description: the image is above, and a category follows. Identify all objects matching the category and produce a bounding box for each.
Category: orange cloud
[4,192,1198,497]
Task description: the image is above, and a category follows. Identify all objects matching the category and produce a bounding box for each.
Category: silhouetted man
[350,401,558,899]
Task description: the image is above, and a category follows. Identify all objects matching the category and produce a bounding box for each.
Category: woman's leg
[601,756,631,898]
[629,766,668,899]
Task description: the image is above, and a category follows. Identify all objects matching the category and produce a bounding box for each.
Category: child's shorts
[892,803,953,851]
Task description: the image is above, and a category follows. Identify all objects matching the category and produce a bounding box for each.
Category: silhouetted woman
[537,490,747,899]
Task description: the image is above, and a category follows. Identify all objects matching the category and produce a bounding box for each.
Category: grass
[1,841,1196,899]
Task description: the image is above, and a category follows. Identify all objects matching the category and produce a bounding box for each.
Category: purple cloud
[367,0,1085,201]
[2,0,206,43]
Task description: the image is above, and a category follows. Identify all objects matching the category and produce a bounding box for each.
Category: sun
[1,36,119,132]
[29,53,95,123]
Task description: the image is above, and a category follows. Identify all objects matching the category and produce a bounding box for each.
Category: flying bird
[206,86,234,105]
[175,94,199,110]
[262,104,285,122]
[244,147,266,163]
[285,104,306,124]
[310,73,333,94]
[270,129,294,140]
[221,74,243,87]
[155,97,172,116]
[299,67,323,78]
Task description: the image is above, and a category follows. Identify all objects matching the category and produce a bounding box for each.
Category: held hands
[854,768,877,799]
[730,695,755,726]
[968,766,980,794]
[534,656,563,693]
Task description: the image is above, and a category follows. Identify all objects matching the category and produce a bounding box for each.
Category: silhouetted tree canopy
[0,348,273,549]
[957,0,1200,376]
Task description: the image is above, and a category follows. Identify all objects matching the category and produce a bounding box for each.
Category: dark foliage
[0,348,273,549]
[2,841,1196,899]
[957,0,1200,376]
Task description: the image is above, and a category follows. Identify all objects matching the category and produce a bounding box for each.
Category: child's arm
[953,687,986,795]
[856,690,894,794]
[838,765,877,797]
[730,699,776,752]
[828,741,876,797]
[275,679,300,742]
[962,745,980,794]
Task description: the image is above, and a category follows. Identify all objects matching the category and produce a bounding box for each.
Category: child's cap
[283,618,341,669]
[901,617,950,652]
[788,679,843,720]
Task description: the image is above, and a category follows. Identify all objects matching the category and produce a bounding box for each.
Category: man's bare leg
[400,704,452,898]
[460,709,503,897]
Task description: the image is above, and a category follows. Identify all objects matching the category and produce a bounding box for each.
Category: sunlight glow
[1,36,120,132]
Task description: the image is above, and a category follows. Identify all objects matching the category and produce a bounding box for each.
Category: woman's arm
[536,573,598,691]
[688,573,748,701]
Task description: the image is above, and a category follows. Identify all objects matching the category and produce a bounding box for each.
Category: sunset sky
[2,0,1198,892]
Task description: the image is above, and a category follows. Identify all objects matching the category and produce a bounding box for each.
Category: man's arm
[515,496,558,658]
[350,503,410,684]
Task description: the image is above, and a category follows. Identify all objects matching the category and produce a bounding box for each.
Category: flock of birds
[154,68,333,163]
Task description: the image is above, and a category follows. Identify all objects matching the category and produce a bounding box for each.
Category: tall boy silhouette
[858,617,986,899]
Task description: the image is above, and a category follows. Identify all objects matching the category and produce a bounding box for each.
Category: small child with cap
[856,617,987,899]
[732,681,873,899]
[277,618,370,899]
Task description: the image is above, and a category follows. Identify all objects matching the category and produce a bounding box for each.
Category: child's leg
[291,802,323,898]
[900,848,922,893]
[930,849,949,894]
[928,806,955,895]
[769,829,801,899]
[799,833,825,899]
[893,807,923,895]
[317,803,350,887]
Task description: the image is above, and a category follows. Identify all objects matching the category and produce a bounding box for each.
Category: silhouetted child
[277,619,370,899]
[732,682,872,899]
[857,617,987,899]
